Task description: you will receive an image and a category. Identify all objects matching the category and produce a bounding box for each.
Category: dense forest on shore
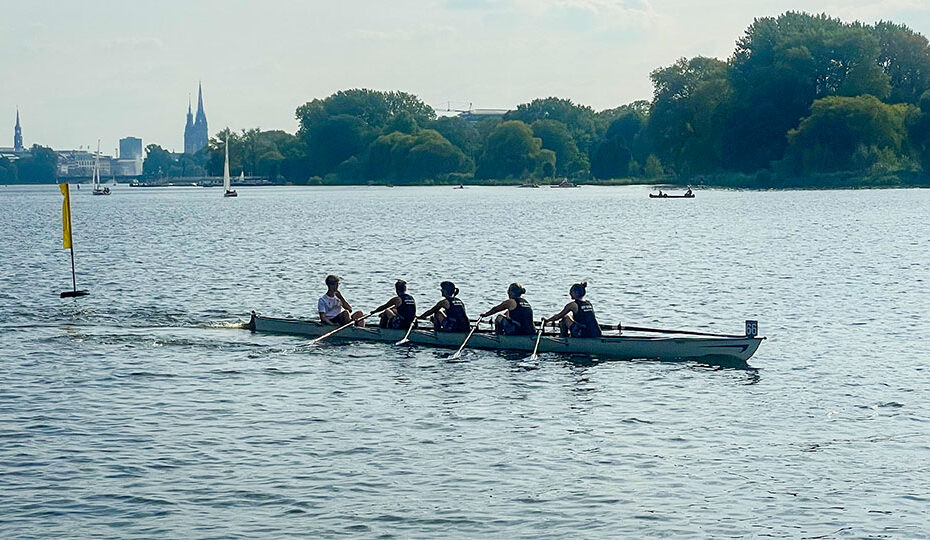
[8,12,930,189]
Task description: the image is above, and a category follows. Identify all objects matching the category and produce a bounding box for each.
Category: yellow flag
[59,183,72,249]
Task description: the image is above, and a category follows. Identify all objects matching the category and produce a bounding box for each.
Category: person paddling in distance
[318,274,365,327]
[372,280,417,329]
[546,281,602,338]
[418,281,470,332]
[480,283,536,336]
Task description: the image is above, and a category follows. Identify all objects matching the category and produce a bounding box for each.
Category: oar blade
[517,353,539,370]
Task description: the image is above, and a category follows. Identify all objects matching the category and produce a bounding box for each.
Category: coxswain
[480,283,535,336]
[546,281,602,338]
[317,274,365,326]
[419,281,470,332]
[373,280,417,329]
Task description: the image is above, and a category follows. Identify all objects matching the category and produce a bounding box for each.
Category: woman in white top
[318,274,364,326]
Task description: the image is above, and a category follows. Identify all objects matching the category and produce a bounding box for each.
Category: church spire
[196,82,205,121]
[14,107,23,153]
[185,82,208,154]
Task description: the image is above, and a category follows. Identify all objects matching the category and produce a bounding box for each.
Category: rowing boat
[247,312,765,363]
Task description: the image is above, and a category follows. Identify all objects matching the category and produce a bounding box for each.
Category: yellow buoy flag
[59,183,72,249]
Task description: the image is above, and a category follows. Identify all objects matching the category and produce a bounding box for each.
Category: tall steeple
[195,82,207,126]
[184,84,208,154]
[185,82,208,154]
[14,108,23,153]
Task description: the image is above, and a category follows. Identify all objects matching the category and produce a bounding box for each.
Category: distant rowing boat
[650,193,694,198]
[247,313,764,363]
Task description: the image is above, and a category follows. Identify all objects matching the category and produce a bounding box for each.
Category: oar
[449,316,483,360]
[394,318,418,346]
[521,317,547,363]
[611,323,745,339]
[308,309,384,345]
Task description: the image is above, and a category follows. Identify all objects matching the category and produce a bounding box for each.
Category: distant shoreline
[3,173,928,190]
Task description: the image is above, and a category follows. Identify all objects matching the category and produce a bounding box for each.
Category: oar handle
[310,308,385,344]
[613,322,746,339]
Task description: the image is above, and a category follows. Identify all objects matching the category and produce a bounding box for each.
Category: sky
[2,0,929,154]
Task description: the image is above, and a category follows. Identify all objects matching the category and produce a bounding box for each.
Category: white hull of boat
[247,313,764,363]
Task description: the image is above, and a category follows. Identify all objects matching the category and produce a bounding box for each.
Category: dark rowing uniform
[390,293,416,330]
[499,297,535,336]
[438,297,470,332]
[570,299,602,338]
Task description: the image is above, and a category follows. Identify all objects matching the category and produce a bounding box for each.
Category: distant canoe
[650,193,694,198]
[247,313,764,363]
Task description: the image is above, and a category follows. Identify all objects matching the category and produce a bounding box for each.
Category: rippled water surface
[1,184,928,537]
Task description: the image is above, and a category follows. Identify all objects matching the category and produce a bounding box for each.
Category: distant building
[14,109,23,152]
[120,136,143,160]
[458,108,509,123]
[184,83,208,154]
[116,136,143,176]
[57,149,112,178]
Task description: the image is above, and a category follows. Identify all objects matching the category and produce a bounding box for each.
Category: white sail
[223,138,231,192]
[239,171,244,184]
[93,140,101,190]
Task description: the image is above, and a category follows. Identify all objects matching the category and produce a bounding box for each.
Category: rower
[480,283,535,336]
[373,280,416,329]
[418,281,469,332]
[685,187,693,196]
[546,281,602,338]
[317,274,365,327]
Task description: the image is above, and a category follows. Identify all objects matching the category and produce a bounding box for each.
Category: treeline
[0,145,57,183]
[145,12,930,188]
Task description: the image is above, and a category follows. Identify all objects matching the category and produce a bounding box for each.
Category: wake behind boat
[247,312,764,363]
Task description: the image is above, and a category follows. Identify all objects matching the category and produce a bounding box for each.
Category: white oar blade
[394,338,409,346]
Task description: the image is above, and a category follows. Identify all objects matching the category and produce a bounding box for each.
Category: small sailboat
[91,140,110,195]
[223,138,237,197]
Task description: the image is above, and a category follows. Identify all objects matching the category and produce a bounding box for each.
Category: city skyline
[2,0,929,153]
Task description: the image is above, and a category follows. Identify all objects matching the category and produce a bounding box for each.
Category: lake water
[1,184,928,537]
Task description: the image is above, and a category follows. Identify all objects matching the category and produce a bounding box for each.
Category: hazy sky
[2,0,928,154]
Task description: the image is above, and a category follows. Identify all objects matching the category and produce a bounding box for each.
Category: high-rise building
[184,83,208,154]
[119,137,143,160]
[14,108,23,152]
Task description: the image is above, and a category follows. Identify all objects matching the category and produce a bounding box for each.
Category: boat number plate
[745,320,758,338]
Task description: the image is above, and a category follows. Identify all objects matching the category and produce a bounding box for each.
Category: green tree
[15,145,58,183]
[531,119,588,176]
[726,12,891,171]
[476,120,552,179]
[505,97,599,153]
[873,21,930,104]
[907,90,930,170]
[0,156,18,183]
[429,116,482,160]
[142,144,175,178]
[306,115,373,177]
[785,95,910,173]
[590,137,632,179]
[365,129,468,182]
[648,56,730,174]
[296,89,434,134]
